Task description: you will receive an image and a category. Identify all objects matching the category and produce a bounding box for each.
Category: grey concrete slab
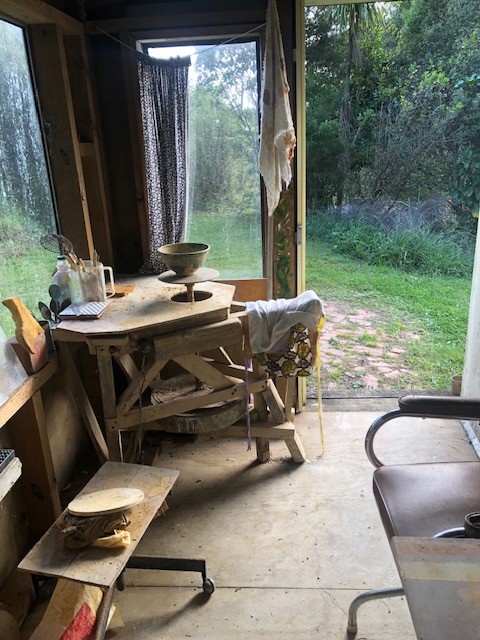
[112,586,417,640]
[21,407,478,639]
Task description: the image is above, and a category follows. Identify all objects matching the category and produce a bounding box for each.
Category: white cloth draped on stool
[246,290,324,354]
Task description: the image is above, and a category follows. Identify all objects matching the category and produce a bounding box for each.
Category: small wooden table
[53,276,306,464]
[392,536,480,640]
[18,461,198,639]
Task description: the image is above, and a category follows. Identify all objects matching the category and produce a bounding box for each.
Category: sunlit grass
[0,248,53,337]
[306,239,470,389]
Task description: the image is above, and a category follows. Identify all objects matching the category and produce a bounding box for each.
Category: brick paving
[318,301,420,390]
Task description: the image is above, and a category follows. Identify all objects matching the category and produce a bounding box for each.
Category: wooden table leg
[96,347,122,461]
[94,585,116,640]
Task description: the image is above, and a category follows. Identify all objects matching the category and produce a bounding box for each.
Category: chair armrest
[399,395,480,420]
[365,394,480,469]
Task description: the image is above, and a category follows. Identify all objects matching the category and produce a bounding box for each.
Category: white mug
[79,261,115,302]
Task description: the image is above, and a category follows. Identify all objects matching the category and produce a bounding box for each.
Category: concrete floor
[92,401,477,640]
[19,401,478,639]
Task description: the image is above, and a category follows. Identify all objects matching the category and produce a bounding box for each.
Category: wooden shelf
[0,358,59,429]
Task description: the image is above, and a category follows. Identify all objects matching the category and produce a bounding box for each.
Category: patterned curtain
[136,53,190,273]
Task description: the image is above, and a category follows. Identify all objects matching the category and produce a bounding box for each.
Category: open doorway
[304,1,479,397]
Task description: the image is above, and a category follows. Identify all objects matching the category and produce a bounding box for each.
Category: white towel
[246,290,324,354]
[259,0,296,217]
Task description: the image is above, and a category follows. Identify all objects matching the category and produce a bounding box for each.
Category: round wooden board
[67,487,144,516]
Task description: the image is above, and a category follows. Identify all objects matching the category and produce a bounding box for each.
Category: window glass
[0,20,57,337]
[149,41,263,279]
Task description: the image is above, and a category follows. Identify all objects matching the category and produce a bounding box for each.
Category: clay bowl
[158,243,210,277]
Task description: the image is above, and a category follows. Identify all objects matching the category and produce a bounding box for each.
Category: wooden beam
[58,343,109,463]
[9,391,62,536]
[64,33,114,265]
[0,0,81,34]
[29,23,94,260]
[0,358,58,428]
[86,10,266,35]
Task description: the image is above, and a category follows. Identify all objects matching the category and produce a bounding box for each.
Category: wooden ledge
[0,357,59,428]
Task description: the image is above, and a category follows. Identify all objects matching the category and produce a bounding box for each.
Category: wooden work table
[392,536,480,640]
[53,276,306,464]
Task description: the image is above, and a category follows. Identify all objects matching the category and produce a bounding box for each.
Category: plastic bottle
[51,255,76,305]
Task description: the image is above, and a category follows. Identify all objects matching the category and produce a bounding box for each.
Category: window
[0,19,58,337]
[148,40,263,279]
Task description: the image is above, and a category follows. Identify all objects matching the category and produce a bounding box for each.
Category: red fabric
[60,602,96,640]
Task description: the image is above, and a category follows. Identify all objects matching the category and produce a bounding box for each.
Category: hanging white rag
[258,0,296,217]
[246,290,324,354]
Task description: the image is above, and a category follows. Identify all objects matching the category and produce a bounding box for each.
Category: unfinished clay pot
[158,243,209,276]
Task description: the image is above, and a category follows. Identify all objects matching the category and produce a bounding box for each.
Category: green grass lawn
[0,248,53,337]
[186,211,263,279]
[306,239,471,389]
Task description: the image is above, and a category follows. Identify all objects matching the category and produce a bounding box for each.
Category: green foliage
[306,239,470,389]
[189,42,260,218]
[0,20,56,229]
[186,211,262,279]
[306,1,480,216]
[307,207,475,278]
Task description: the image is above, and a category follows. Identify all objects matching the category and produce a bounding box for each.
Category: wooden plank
[200,347,234,365]
[96,347,122,461]
[0,358,58,428]
[18,462,179,588]
[0,457,22,502]
[58,343,109,462]
[110,378,268,430]
[284,431,307,463]
[283,378,296,421]
[219,279,268,303]
[53,278,235,341]
[255,438,270,463]
[154,316,242,361]
[113,353,140,380]
[29,24,94,260]
[207,361,253,381]
[173,354,234,391]
[117,356,167,415]
[209,422,297,439]
[262,379,286,424]
[9,391,61,536]
[208,421,306,463]
[119,30,149,262]
[86,10,266,35]
[0,0,82,33]
[64,33,114,266]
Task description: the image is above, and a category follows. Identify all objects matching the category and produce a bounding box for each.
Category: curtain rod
[95,22,266,57]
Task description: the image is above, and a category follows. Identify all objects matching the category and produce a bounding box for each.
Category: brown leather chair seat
[347,396,480,636]
[373,461,480,540]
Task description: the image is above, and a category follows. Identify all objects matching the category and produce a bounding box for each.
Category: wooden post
[9,392,61,536]
[96,347,122,461]
[29,23,94,260]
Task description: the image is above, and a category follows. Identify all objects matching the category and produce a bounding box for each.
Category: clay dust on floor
[318,300,420,391]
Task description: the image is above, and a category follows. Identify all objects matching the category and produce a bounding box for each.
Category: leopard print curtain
[136,53,190,273]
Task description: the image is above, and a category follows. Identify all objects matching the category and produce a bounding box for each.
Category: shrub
[307,204,475,278]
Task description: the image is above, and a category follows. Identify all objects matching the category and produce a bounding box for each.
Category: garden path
[319,300,420,391]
